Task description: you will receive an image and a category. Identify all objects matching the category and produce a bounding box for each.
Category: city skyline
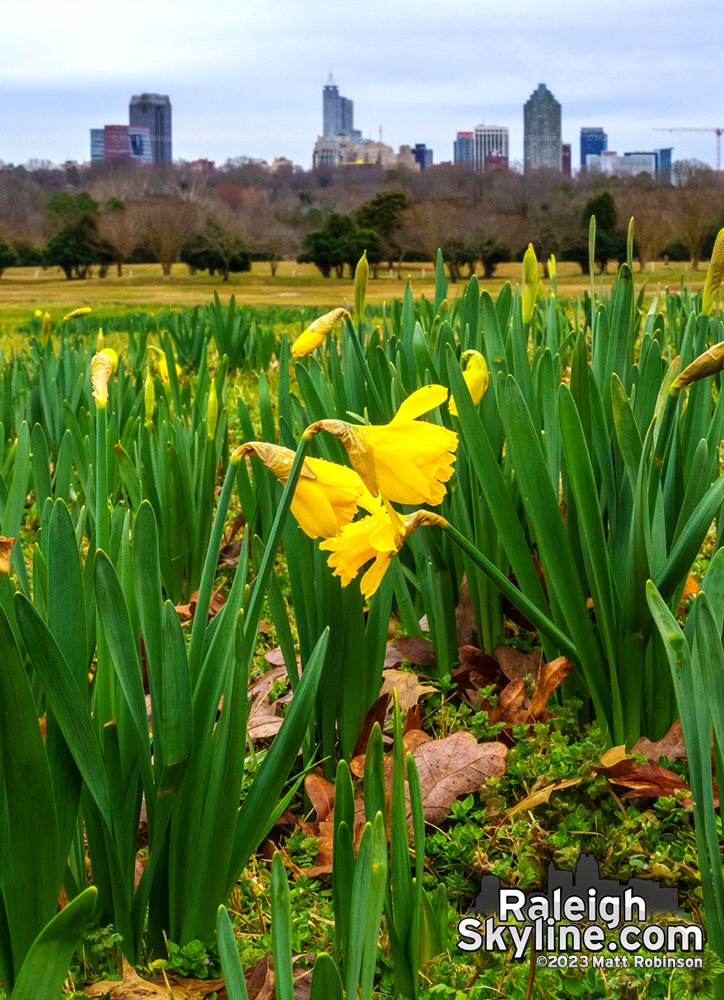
[1,0,723,170]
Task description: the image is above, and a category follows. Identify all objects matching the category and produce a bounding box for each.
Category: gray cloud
[1,0,723,168]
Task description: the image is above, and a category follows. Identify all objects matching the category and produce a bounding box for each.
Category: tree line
[0,155,722,280]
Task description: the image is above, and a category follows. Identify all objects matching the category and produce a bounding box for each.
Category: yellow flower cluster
[238,381,461,597]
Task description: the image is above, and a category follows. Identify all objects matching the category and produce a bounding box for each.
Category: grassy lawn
[0,259,704,334]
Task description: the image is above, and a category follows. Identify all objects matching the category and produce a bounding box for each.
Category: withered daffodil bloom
[90,348,118,408]
[320,507,446,598]
[291,308,350,358]
[0,536,15,576]
[306,384,458,506]
[233,441,372,539]
[449,350,490,416]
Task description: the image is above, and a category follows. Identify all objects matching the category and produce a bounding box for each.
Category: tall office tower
[523,83,562,172]
[90,128,105,164]
[129,94,172,164]
[103,125,153,164]
[454,131,475,168]
[474,123,509,172]
[413,143,433,170]
[562,143,571,177]
[580,127,607,168]
[322,74,354,139]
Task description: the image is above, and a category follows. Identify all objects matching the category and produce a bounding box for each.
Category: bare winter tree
[615,184,673,271]
[94,199,144,276]
[142,196,201,276]
[672,165,724,269]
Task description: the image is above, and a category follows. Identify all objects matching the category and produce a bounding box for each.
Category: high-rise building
[624,148,673,182]
[90,128,105,164]
[322,74,355,139]
[129,94,172,164]
[103,125,153,164]
[413,143,433,170]
[454,131,475,168]
[562,143,571,177]
[523,84,562,172]
[580,127,607,168]
[474,123,509,173]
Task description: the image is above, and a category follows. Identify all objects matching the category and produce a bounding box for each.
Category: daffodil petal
[391,384,449,424]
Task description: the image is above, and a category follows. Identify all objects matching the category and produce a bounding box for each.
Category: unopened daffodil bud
[62,306,92,322]
[40,311,51,347]
[96,328,104,351]
[207,381,218,439]
[144,368,155,426]
[670,341,724,395]
[291,308,350,358]
[702,227,724,317]
[355,250,368,324]
[522,243,538,324]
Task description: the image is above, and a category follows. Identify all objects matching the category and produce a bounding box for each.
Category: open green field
[0,258,705,334]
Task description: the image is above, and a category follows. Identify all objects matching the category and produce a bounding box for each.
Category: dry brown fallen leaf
[595,757,689,799]
[244,954,313,1000]
[631,720,686,764]
[380,669,436,712]
[455,575,475,646]
[678,574,700,614]
[495,643,543,684]
[175,587,226,622]
[507,777,581,817]
[393,636,436,670]
[413,732,507,823]
[84,958,223,999]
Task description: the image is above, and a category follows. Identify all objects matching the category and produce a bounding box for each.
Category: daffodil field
[2,221,724,998]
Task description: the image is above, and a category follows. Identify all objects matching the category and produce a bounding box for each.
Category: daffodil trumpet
[233,441,372,539]
[449,350,490,417]
[320,506,446,598]
[305,384,458,506]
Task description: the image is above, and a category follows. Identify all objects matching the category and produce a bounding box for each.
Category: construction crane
[653,127,724,170]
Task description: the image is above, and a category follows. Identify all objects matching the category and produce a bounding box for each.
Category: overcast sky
[2,0,723,171]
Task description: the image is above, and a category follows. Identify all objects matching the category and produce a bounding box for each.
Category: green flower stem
[440,520,581,667]
[243,435,313,667]
[346,318,389,422]
[95,402,113,725]
[188,454,242,684]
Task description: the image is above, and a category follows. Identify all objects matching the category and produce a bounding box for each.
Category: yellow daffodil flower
[449,350,490,416]
[0,536,15,575]
[320,507,445,598]
[34,309,43,317]
[291,308,350,358]
[90,349,118,409]
[62,306,92,321]
[233,441,372,539]
[306,384,458,506]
